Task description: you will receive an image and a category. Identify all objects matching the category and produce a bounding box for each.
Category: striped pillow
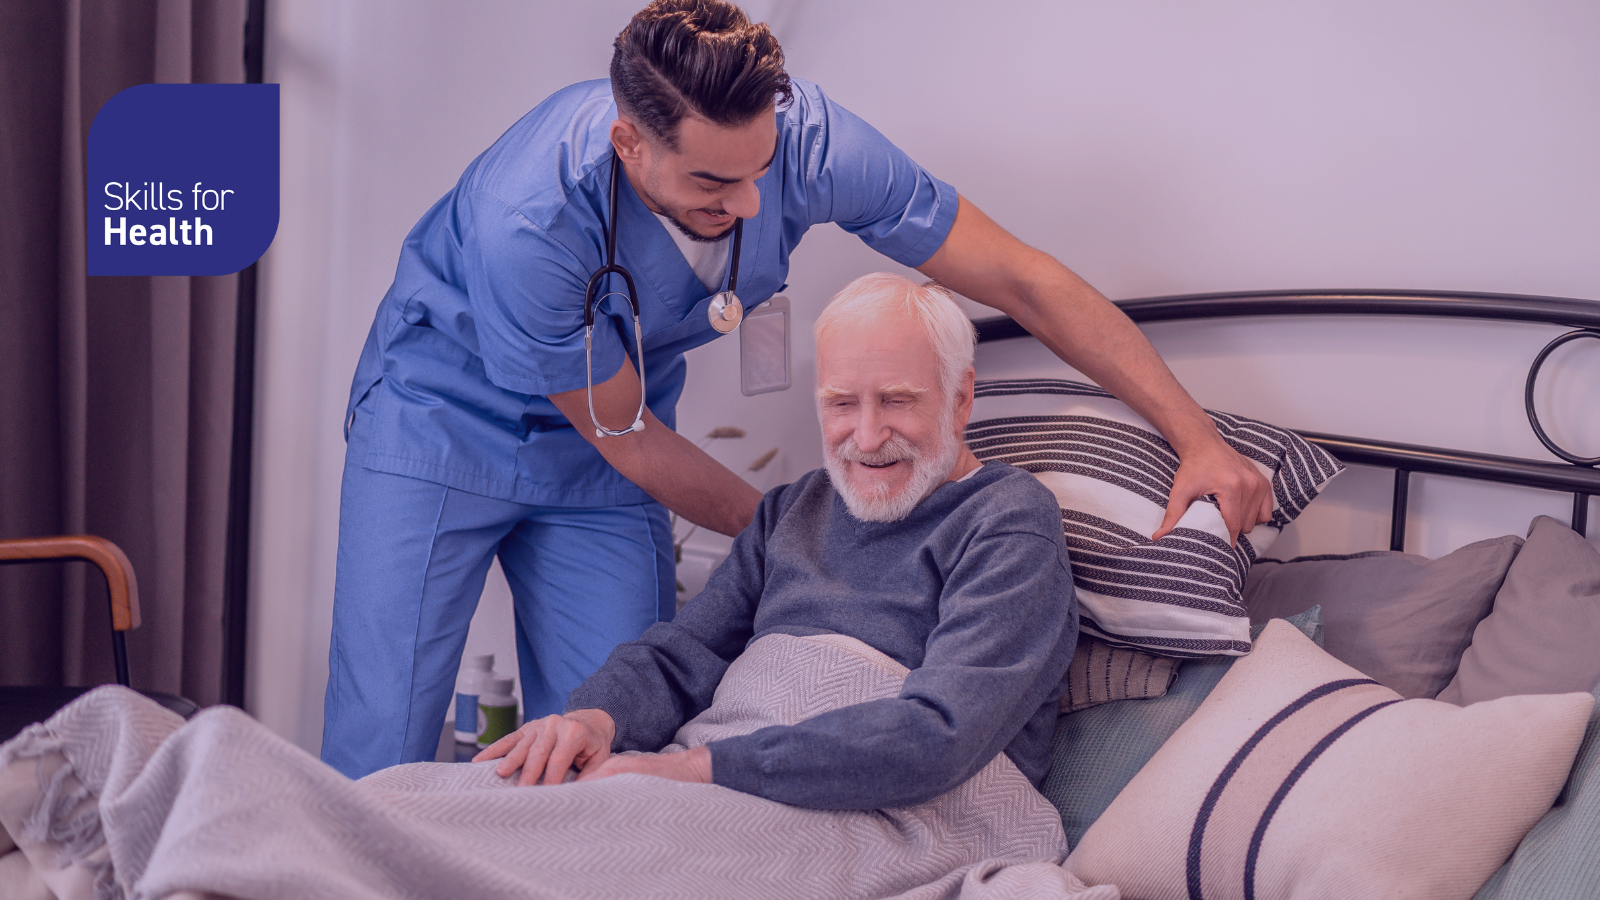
[1060,639,1183,714]
[967,379,1341,657]
[1065,620,1593,899]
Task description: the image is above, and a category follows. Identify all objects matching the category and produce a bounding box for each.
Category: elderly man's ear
[953,368,977,433]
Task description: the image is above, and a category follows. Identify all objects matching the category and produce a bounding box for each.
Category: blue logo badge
[88,84,279,276]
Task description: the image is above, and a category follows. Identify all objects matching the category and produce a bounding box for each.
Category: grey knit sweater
[565,462,1078,809]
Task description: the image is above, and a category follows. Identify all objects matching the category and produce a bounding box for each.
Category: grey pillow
[1042,606,1323,848]
[1243,536,1522,698]
[1438,516,1600,707]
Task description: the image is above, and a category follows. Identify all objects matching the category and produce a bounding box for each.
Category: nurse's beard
[634,176,734,244]
[662,209,733,244]
[825,412,961,523]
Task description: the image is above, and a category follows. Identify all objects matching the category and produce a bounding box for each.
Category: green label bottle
[477,675,518,747]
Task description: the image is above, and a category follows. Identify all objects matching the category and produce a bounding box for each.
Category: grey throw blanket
[0,633,1118,900]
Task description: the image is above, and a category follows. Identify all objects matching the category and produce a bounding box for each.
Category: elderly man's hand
[575,745,713,785]
[1152,435,1274,545]
[473,708,616,786]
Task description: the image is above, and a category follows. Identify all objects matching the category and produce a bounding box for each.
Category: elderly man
[478,273,1079,808]
[0,274,1088,895]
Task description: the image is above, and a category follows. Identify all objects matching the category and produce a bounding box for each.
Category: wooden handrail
[0,535,141,630]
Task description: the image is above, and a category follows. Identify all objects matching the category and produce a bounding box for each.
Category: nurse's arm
[549,360,763,537]
[916,194,1273,545]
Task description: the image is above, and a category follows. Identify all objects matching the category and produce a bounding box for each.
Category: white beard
[824,411,961,523]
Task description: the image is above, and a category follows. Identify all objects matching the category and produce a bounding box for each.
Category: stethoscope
[583,151,744,438]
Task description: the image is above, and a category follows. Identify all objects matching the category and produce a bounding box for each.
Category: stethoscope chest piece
[708,291,743,334]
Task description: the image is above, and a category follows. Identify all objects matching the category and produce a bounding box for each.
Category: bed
[2,290,1596,900]
[965,288,1600,899]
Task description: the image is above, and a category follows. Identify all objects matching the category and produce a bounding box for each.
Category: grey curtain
[0,0,247,707]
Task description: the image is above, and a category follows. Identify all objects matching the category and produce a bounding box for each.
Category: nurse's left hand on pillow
[1154,431,1274,545]
[474,708,616,786]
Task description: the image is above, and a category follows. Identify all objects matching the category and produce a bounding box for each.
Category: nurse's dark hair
[611,0,791,148]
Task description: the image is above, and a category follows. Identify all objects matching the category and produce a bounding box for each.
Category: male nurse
[324,0,1273,778]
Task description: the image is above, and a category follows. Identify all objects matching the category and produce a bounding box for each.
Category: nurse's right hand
[474,708,617,787]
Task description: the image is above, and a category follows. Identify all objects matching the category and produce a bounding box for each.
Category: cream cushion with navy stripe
[967,379,1342,657]
[1065,620,1594,900]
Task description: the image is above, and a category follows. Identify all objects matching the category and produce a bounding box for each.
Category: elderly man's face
[816,307,965,522]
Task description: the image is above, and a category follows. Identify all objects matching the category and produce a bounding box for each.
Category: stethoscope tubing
[583,153,649,437]
[582,150,742,438]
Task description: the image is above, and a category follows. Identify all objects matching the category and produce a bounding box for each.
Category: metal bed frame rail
[973,289,1600,549]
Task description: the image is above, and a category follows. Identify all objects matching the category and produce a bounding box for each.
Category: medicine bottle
[454,653,495,744]
[477,676,518,748]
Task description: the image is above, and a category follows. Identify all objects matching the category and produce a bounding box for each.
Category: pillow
[1244,535,1522,698]
[1437,516,1600,706]
[1065,619,1593,900]
[1043,607,1323,847]
[1474,680,1600,900]
[968,378,1341,657]
[1059,638,1183,714]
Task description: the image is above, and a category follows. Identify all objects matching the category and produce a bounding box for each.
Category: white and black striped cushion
[967,378,1342,657]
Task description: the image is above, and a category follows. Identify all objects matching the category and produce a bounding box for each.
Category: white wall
[253,0,1600,753]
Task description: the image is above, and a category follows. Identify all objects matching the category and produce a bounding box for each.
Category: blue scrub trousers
[321,406,674,780]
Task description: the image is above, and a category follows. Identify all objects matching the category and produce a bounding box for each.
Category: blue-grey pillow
[1473,679,1600,900]
[1041,605,1324,847]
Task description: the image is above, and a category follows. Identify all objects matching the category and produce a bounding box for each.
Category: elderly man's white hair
[814,273,977,394]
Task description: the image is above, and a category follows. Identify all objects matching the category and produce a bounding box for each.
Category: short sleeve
[460,190,628,398]
[798,84,959,268]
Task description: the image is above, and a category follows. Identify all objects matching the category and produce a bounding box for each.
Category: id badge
[739,295,790,396]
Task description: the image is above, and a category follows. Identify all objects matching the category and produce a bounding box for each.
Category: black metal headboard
[972,289,1600,544]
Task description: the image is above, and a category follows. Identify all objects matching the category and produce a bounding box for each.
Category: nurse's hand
[576,745,713,785]
[474,708,616,786]
[1153,433,1274,545]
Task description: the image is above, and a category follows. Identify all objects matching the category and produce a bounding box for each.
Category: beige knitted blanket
[0,633,1116,900]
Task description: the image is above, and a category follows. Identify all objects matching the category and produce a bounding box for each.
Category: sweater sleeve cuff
[707,736,768,797]
[564,680,639,752]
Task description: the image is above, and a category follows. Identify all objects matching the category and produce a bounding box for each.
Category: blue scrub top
[347,78,958,507]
